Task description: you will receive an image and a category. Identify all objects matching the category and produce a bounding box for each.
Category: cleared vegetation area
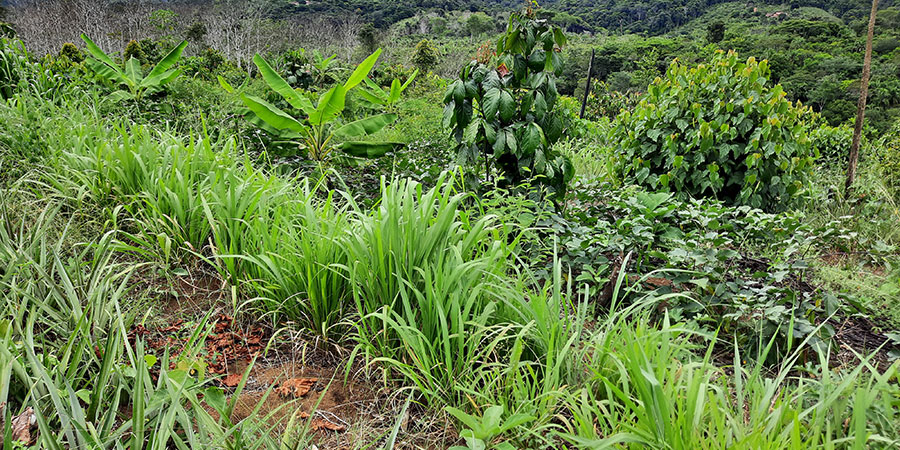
[1,1,900,448]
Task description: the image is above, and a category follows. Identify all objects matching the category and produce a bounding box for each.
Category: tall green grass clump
[0,199,306,449]
[560,311,900,449]
[345,173,525,403]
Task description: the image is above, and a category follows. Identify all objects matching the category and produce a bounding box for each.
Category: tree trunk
[847,0,879,192]
[579,49,595,119]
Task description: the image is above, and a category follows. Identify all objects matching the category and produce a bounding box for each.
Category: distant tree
[149,9,178,47]
[124,40,148,65]
[412,38,438,71]
[465,12,495,37]
[707,21,725,43]
[358,23,378,54]
[59,42,84,63]
[185,21,207,43]
[873,36,900,54]
[150,9,178,34]
[429,15,448,35]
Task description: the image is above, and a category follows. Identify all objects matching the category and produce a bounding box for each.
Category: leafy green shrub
[444,9,573,198]
[185,21,207,43]
[58,42,84,63]
[123,39,148,65]
[583,79,641,120]
[810,122,853,164]
[0,38,25,99]
[277,48,313,89]
[874,36,900,54]
[612,50,818,209]
[412,38,439,72]
[181,47,230,81]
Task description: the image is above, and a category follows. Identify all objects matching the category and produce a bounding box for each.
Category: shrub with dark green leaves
[443,8,573,198]
[124,39,148,65]
[0,38,25,99]
[412,38,439,72]
[612,50,817,209]
[810,123,853,164]
[58,42,84,63]
[0,22,13,39]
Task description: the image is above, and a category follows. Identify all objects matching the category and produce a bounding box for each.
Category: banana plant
[310,50,341,86]
[358,69,418,111]
[80,34,187,102]
[237,49,402,161]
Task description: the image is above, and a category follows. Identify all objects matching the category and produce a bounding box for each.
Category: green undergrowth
[1,34,900,448]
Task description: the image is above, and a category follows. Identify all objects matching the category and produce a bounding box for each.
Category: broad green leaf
[357,87,387,106]
[217,75,235,93]
[505,129,518,154]
[493,128,507,154]
[481,406,504,435]
[484,121,497,144]
[125,57,142,84]
[80,34,120,72]
[154,68,182,87]
[309,85,346,125]
[142,40,188,87]
[252,54,315,115]
[363,77,387,96]
[240,94,307,133]
[445,407,483,436]
[521,122,544,156]
[499,90,516,122]
[482,88,501,119]
[442,104,455,129]
[334,113,398,138]
[463,119,481,145]
[534,148,547,173]
[107,90,135,103]
[389,79,402,103]
[338,141,400,158]
[553,27,567,47]
[543,113,563,143]
[203,387,227,415]
[534,91,547,118]
[453,80,466,103]
[84,58,126,85]
[344,48,382,90]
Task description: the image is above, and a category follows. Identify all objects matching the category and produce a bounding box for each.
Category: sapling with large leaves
[80,34,187,102]
[443,8,573,199]
[237,49,402,162]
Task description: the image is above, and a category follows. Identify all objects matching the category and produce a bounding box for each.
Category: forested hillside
[266,0,893,33]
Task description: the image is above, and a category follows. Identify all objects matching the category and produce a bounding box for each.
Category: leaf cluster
[613,50,817,210]
[443,9,573,198]
[81,34,188,103]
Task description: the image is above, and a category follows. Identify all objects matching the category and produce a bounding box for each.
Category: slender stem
[580,49,595,120]
[847,0,879,192]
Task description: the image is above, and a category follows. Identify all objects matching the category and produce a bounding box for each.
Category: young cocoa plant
[443,8,573,200]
